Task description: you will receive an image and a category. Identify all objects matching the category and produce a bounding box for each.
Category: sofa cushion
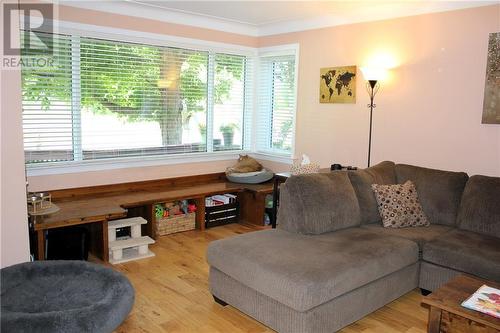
[457,175,500,238]
[395,164,468,226]
[361,224,453,250]
[277,172,361,234]
[207,228,418,312]
[422,229,500,281]
[371,181,430,228]
[348,161,397,225]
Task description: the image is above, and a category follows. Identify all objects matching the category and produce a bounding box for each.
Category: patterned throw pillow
[371,181,430,228]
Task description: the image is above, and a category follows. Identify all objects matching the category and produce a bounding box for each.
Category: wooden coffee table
[422,274,500,333]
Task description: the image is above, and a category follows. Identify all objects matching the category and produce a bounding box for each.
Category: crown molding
[55,0,260,36]
[257,1,498,36]
[53,1,498,38]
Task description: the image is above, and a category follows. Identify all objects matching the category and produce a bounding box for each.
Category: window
[213,54,246,151]
[256,53,297,155]
[21,31,251,165]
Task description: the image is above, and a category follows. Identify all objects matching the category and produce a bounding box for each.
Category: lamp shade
[360,67,387,81]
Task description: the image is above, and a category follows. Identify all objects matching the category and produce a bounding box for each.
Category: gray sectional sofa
[207,161,500,333]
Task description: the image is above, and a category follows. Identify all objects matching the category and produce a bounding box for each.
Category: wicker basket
[156,212,196,236]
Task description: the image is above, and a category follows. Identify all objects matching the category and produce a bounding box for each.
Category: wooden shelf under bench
[32,172,274,262]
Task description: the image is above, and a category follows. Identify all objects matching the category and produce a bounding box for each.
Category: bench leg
[213,295,228,306]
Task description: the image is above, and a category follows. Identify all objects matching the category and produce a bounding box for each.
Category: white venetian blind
[21,31,252,165]
[212,53,248,151]
[21,32,74,163]
[79,37,208,160]
[256,53,296,155]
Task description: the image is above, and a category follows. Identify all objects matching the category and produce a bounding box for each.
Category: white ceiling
[59,1,498,36]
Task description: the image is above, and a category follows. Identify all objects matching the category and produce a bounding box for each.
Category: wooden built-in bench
[33,172,274,262]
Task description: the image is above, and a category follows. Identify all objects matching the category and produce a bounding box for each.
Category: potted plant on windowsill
[199,124,207,144]
[219,123,238,147]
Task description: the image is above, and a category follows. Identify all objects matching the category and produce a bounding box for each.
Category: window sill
[250,152,294,165]
[26,150,294,177]
[26,151,246,176]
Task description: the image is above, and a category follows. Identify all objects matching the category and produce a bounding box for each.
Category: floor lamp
[360,67,386,167]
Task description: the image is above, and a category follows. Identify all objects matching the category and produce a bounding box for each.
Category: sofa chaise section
[209,263,419,333]
[207,228,418,313]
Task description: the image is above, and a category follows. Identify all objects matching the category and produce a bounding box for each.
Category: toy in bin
[155,204,172,218]
[188,203,197,213]
[155,201,196,219]
[155,205,170,218]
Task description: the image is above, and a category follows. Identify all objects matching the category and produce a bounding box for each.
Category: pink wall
[26,4,500,193]
[1,3,31,267]
[260,4,500,176]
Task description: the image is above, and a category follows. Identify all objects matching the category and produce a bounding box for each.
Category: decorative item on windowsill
[290,154,320,175]
[360,66,388,167]
[219,123,239,147]
[27,192,54,214]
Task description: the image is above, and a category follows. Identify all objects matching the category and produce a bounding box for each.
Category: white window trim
[22,18,297,177]
[255,43,300,158]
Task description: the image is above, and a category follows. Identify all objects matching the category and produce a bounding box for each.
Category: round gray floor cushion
[1,260,134,333]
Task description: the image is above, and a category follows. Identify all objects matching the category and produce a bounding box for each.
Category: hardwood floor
[109,223,429,333]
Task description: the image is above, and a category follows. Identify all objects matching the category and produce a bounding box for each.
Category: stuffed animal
[226,155,263,174]
[155,205,164,218]
[188,204,197,213]
[180,200,189,214]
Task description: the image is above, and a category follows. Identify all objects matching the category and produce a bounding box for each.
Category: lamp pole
[366,80,379,168]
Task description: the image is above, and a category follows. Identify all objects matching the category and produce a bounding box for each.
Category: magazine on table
[461,284,500,319]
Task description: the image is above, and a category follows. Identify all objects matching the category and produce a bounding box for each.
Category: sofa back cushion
[277,172,361,234]
[395,164,468,226]
[348,161,397,224]
[457,175,500,238]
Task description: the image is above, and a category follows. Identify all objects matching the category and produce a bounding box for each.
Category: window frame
[255,45,299,158]
[22,18,298,176]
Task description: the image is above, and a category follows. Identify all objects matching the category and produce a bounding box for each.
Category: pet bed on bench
[0,260,134,333]
[226,169,274,184]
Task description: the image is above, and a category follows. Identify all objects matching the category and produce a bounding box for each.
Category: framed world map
[319,66,356,103]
